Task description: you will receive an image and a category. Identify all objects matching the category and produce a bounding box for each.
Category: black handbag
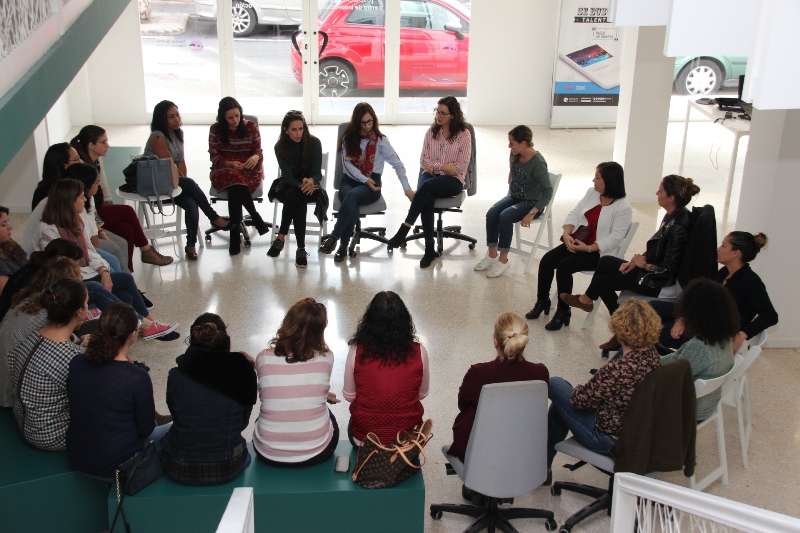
[268,176,286,202]
[107,440,164,532]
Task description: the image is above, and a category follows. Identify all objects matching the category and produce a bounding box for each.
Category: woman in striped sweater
[253,298,340,466]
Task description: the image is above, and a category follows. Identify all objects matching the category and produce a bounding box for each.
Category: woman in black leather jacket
[560,174,700,320]
[160,313,257,485]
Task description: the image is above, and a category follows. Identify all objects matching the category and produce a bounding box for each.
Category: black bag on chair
[268,177,286,202]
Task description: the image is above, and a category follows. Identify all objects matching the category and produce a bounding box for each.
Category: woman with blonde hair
[547,300,662,480]
[252,298,340,466]
[447,312,549,463]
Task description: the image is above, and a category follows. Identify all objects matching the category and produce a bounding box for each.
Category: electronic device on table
[716,75,752,119]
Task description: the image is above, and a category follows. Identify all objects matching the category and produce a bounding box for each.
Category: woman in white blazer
[527,162,632,330]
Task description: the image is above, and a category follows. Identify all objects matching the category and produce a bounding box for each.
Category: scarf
[175,346,258,406]
[346,132,379,178]
[57,222,90,268]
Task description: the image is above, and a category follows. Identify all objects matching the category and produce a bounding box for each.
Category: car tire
[675,59,723,96]
[319,60,356,98]
[232,1,257,37]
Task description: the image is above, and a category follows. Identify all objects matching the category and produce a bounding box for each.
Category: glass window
[346,0,385,26]
[426,2,465,31]
[400,1,430,29]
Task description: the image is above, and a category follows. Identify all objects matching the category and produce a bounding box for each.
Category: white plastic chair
[551,221,640,329]
[270,152,329,240]
[689,356,742,491]
[722,345,762,469]
[509,172,562,274]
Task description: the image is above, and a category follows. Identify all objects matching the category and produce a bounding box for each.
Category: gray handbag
[136,157,176,215]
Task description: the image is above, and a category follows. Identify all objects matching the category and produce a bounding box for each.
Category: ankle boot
[387,224,411,248]
[420,240,439,269]
[544,308,571,331]
[252,213,270,236]
[525,299,551,320]
[229,225,241,256]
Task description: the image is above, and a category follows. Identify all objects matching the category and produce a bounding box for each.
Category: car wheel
[232,1,257,37]
[319,60,355,98]
[675,59,722,95]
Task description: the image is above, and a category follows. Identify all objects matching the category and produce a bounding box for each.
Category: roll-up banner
[551,1,626,128]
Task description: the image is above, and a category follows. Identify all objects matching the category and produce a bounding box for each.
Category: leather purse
[107,440,164,532]
[352,419,433,490]
[560,225,591,244]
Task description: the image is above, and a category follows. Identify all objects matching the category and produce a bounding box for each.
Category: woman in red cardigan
[343,291,428,447]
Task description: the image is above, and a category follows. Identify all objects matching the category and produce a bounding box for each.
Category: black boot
[387,224,411,248]
[420,240,439,269]
[251,213,270,236]
[525,299,551,320]
[229,225,241,256]
[544,308,571,331]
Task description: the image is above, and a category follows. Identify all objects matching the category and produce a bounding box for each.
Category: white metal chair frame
[508,172,562,274]
[116,186,198,253]
[722,343,763,469]
[270,153,329,241]
[550,221,640,329]
[690,356,743,491]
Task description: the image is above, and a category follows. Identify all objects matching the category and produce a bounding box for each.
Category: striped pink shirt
[419,127,472,186]
[252,349,334,463]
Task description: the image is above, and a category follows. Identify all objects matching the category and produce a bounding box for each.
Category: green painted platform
[0,408,110,533]
[107,441,425,533]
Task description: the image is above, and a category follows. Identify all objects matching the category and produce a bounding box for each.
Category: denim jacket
[161,347,257,462]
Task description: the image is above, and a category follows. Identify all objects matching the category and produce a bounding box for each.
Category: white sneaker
[474,255,499,271]
[486,261,511,278]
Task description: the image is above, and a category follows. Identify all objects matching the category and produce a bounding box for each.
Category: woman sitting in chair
[145,100,232,260]
[320,103,412,263]
[447,312,549,463]
[343,291,428,447]
[209,97,270,256]
[386,95,471,269]
[527,162,631,330]
[271,111,324,268]
[547,300,661,482]
[71,125,174,270]
[560,175,699,351]
[473,126,552,279]
[31,143,81,211]
[660,278,738,421]
[253,298,339,466]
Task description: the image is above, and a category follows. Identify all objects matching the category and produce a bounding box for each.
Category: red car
[291,0,470,97]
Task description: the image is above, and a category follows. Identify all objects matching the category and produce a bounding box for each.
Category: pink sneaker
[85,308,102,321]
[141,321,179,340]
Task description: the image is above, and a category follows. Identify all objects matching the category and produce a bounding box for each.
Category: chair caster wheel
[387,247,393,253]
[348,250,357,258]
[468,243,476,250]
[205,235,212,242]
[400,243,407,250]
[413,228,420,234]
[430,510,443,520]
[378,230,386,237]
[559,527,570,533]
[244,241,251,248]
[545,519,558,531]
[550,486,561,496]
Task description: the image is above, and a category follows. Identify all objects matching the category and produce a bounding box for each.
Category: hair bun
[681,178,700,198]
[753,232,768,249]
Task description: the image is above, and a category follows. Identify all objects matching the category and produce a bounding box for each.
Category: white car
[195,0,301,36]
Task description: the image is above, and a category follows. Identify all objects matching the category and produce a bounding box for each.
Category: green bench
[0,408,110,533]
[107,441,425,532]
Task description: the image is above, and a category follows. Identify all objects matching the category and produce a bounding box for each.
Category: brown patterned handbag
[352,419,433,489]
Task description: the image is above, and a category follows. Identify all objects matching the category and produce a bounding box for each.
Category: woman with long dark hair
[160,313,257,484]
[387,95,471,268]
[67,303,172,480]
[344,292,428,447]
[528,162,631,331]
[253,298,339,466]
[320,103,412,262]
[71,125,173,269]
[271,110,324,267]
[31,143,81,210]
[209,97,270,256]
[474,126,552,279]
[146,100,231,260]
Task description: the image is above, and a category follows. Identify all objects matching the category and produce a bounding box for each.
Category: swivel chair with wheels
[430,381,557,532]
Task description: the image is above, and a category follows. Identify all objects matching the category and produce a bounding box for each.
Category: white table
[115,187,200,248]
[678,99,750,205]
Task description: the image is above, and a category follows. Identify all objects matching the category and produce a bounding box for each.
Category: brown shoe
[560,293,593,313]
[141,247,174,266]
[599,335,621,351]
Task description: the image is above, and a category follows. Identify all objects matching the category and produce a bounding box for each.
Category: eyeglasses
[433,109,451,117]
[361,119,374,126]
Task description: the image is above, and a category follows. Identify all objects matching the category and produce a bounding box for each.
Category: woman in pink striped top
[252,298,340,466]
[386,96,471,268]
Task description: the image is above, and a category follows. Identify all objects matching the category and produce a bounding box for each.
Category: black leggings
[405,174,463,244]
[537,244,601,312]
[585,256,660,314]
[225,184,260,226]
[279,186,321,248]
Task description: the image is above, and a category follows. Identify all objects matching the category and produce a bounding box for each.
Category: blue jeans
[95,247,121,273]
[547,377,617,468]
[85,273,149,318]
[173,176,221,247]
[147,422,173,451]
[486,196,535,252]
[405,173,463,243]
[332,177,381,246]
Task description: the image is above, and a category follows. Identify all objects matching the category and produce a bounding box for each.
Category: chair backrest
[694,356,741,397]
[243,114,258,125]
[748,330,767,349]
[333,123,348,191]
[414,122,477,195]
[612,221,639,259]
[462,381,548,498]
[729,345,761,383]
[539,172,562,218]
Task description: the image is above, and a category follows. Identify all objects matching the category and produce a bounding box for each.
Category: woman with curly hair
[66,303,172,480]
[343,291,428,447]
[660,278,738,421]
[547,300,662,481]
[253,298,339,466]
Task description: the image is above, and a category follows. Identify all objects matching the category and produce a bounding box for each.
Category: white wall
[467,0,560,126]
[0,136,41,213]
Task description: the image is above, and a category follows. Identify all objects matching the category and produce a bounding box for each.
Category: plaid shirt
[9,331,81,451]
[160,446,249,485]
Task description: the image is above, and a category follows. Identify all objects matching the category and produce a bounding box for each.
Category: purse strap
[16,337,45,438]
[110,440,155,533]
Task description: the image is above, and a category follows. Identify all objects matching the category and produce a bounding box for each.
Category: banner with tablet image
[551,0,626,128]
